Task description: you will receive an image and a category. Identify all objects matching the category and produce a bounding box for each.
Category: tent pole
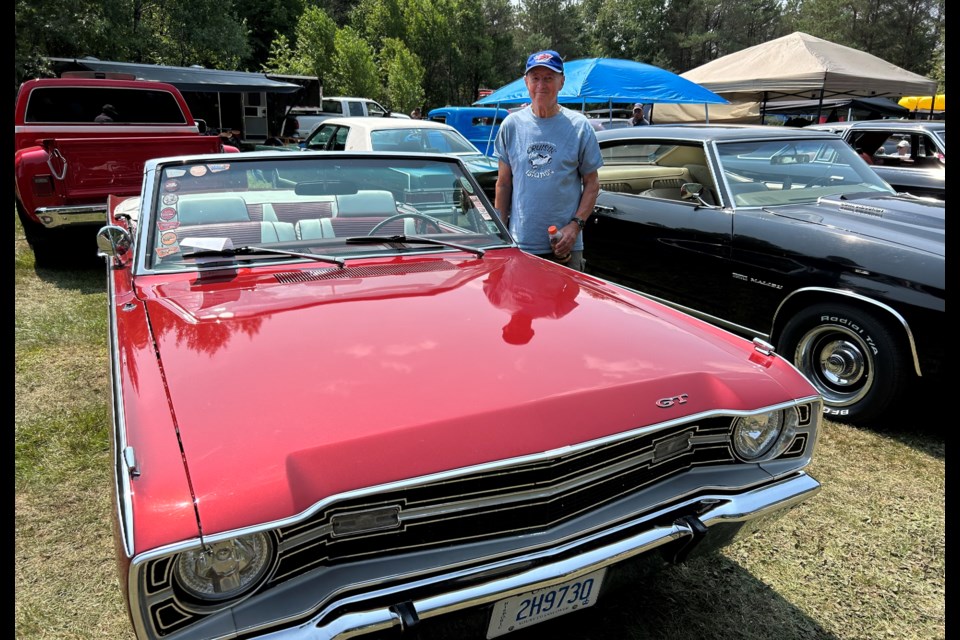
[814,88,825,124]
[760,92,768,124]
[484,101,502,156]
[217,92,223,131]
[927,95,935,120]
[704,104,709,124]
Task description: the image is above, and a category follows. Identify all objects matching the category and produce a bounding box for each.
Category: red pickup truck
[15,73,238,266]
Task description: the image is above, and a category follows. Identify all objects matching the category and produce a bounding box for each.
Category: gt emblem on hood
[656,394,688,408]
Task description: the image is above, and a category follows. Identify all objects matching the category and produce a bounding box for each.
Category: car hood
[771,192,944,256]
[136,249,815,537]
[457,152,499,175]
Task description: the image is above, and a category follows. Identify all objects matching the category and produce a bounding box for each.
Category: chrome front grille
[269,417,741,584]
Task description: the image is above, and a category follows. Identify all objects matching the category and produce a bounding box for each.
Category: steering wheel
[368,212,444,235]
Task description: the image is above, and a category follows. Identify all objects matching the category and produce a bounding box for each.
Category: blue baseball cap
[525,50,563,74]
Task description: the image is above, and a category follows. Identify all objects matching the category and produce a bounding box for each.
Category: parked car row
[96,148,824,640]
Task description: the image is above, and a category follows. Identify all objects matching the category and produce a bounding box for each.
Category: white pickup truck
[283,97,409,139]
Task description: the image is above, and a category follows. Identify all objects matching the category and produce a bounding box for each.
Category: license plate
[485,568,606,638]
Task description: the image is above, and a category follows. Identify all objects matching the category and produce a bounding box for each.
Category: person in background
[493,49,603,272]
[628,103,649,126]
[95,104,118,123]
[410,107,422,119]
[896,139,913,163]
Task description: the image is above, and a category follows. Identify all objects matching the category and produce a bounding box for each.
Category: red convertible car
[96,150,822,640]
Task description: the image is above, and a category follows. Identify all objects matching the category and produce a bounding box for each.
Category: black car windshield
[143,154,508,271]
[716,138,896,206]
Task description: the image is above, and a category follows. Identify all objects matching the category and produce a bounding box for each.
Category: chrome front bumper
[252,472,820,640]
[33,204,107,228]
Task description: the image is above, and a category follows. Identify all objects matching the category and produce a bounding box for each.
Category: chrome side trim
[104,265,135,558]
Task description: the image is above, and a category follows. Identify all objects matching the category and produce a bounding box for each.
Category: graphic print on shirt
[525,142,557,179]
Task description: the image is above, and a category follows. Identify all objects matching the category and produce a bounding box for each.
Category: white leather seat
[335,190,397,217]
[177,196,250,225]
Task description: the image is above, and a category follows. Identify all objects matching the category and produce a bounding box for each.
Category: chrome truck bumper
[33,204,106,229]
[249,472,820,640]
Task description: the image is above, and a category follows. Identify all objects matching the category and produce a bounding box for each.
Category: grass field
[14,215,945,640]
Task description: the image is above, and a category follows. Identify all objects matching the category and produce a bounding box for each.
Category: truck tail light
[32,174,54,197]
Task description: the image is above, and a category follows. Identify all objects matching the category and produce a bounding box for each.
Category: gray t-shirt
[495,106,603,254]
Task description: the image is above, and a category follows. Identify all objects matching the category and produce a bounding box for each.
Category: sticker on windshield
[163,179,180,192]
[156,245,180,258]
[189,165,208,177]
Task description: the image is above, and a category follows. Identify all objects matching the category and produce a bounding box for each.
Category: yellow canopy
[898,94,945,111]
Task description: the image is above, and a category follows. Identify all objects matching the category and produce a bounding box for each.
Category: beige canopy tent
[655,32,939,124]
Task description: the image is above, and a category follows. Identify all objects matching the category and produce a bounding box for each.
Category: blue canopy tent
[474,57,728,114]
[473,57,727,153]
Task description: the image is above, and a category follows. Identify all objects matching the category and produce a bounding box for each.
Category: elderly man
[493,50,603,272]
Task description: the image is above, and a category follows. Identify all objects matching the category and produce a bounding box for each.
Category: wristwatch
[570,217,585,232]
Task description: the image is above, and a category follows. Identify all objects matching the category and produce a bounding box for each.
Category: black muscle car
[583,124,944,425]
[807,119,945,200]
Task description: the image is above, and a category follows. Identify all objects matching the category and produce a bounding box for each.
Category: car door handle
[593,204,616,214]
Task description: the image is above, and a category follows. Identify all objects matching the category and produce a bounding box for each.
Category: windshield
[715,138,896,206]
[369,128,481,155]
[142,154,508,272]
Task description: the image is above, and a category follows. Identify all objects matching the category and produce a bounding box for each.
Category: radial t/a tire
[778,303,909,425]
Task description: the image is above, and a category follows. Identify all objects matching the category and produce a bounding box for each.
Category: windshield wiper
[345,235,485,257]
[181,241,345,267]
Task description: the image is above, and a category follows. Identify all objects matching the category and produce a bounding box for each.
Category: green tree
[262,33,313,76]
[379,37,426,112]
[478,0,519,93]
[233,0,307,69]
[143,0,251,68]
[289,5,339,83]
[329,26,381,98]
[514,0,587,64]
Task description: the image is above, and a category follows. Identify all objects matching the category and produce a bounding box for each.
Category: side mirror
[195,118,207,135]
[96,225,132,266]
[680,182,703,200]
[680,182,713,208]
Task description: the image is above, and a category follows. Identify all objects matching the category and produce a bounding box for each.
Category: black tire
[778,303,909,425]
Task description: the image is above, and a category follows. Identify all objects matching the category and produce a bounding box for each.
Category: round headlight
[174,532,274,602]
[732,407,799,461]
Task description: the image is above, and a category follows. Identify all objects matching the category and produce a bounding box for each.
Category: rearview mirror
[771,154,810,165]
